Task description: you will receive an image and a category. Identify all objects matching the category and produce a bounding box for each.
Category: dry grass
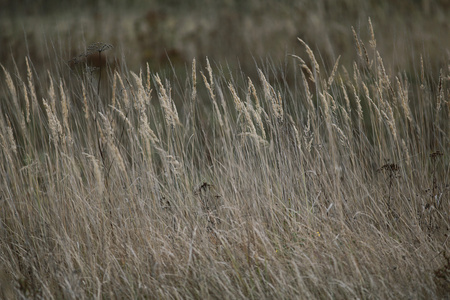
[0,20,449,299]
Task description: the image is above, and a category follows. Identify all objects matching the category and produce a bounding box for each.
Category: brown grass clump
[0,20,449,299]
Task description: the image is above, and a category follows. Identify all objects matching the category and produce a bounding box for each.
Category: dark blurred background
[1,0,449,77]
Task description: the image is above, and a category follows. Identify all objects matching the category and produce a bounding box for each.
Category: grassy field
[1,1,449,299]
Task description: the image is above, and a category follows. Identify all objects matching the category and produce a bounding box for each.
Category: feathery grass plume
[297,38,320,77]
[201,60,224,128]
[42,98,62,145]
[131,71,147,105]
[257,68,283,120]
[351,84,364,125]
[130,72,158,142]
[247,104,266,140]
[154,74,180,128]
[248,77,261,111]
[301,62,315,83]
[396,77,412,122]
[376,51,392,94]
[384,101,398,142]
[82,82,89,121]
[201,57,214,95]
[116,71,129,109]
[25,57,38,111]
[362,82,371,104]
[0,117,15,166]
[289,54,306,65]
[2,65,26,133]
[47,71,57,113]
[290,54,315,83]
[98,110,114,142]
[340,78,351,114]
[327,91,337,113]
[351,26,363,58]
[353,61,361,88]
[274,91,284,121]
[247,78,266,139]
[1,65,17,104]
[131,71,144,111]
[327,56,341,88]
[376,51,386,81]
[319,92,331,127]
[59,80,72,145]
[360,40,371,68]
[200,69,214,99]
[5,117,17,155]
[229,83,256,136]
[368,18,376,49]
[205,56,214,91]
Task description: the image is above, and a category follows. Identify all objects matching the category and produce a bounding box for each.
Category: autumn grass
[0,23,449,299]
